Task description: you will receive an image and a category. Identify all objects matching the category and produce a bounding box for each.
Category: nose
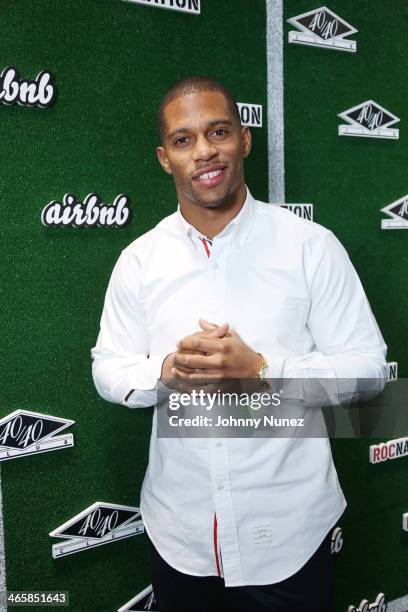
[192,134,218,161]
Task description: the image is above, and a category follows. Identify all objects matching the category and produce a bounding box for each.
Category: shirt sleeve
[262,231,387,404]
[91,249,170,408]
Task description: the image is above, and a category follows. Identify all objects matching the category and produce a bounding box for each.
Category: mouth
[192,165,227,189]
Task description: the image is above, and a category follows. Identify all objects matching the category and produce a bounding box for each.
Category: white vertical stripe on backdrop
[266,0,285,203]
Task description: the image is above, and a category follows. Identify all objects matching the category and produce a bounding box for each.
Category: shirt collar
[176,185,256,250]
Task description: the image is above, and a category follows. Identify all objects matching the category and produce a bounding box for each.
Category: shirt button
[217,484,224,491]
[213,263,219,270]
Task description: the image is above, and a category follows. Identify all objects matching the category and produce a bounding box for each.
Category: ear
[156,146,173,175]
[241,126,252,159]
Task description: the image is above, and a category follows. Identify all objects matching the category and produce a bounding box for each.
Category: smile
[192,166,227,188]
[196,169,223,180]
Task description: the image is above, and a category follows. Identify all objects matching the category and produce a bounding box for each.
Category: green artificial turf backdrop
[0,1,407,610]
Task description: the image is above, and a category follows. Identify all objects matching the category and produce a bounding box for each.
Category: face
[156,90,251,209]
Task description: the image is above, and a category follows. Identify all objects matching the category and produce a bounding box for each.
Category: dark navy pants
[147,530,334,612]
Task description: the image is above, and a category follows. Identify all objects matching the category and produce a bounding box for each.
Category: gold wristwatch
[257,354,271,387]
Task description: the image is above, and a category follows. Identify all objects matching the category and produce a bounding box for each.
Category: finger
[198,319,218,330]
[199,319,229,338]
[199,318,229,336]
[172,367,223,382]
[183,371,223,381]
[171,363,206,374]
[172,366,198,378]
[173,352,220,370]
[176,329,214,352]
[175,323,230,354]
[177,336,224,355]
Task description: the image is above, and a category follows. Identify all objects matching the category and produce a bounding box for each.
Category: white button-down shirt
[91,187,387,586]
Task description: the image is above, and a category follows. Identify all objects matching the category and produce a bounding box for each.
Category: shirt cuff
[124,352,171,408]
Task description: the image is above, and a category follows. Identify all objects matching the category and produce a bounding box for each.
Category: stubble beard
[186,177,241,210]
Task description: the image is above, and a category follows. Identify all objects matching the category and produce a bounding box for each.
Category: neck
[179,184,247,240]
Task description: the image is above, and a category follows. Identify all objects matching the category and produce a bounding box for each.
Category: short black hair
[157,76,241,143]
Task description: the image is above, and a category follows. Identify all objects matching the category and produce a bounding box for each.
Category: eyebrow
[167,119,233,140]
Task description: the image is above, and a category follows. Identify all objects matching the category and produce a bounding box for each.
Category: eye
[211,128,228,137]
[174,136,190,146]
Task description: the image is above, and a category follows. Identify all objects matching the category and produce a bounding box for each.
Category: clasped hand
[161,319,263,389]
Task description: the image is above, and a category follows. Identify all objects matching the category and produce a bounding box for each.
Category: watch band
[257,354,270,385]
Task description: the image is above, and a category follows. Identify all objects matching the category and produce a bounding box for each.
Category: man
[92,77,387,611]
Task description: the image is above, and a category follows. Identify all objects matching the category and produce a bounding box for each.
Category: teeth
[198,169,222,180]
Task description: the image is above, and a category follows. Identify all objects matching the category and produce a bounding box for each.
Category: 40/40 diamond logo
[118,585,158,612]
[50,502,144,558]
[338,100,400,139]
[0,409,74,461]
[381,195,408,229]
[288,6,357,52]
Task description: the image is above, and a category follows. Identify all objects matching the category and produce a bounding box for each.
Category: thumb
[199,318,229,337]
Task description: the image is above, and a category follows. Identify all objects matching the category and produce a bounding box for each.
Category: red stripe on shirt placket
[213,512,222,577]
[199,237,211,258]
